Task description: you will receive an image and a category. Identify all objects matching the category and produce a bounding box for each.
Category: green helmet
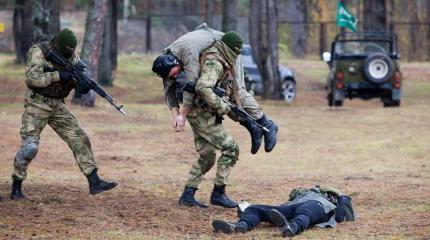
[221,31,244,54]
[54,28,77,57]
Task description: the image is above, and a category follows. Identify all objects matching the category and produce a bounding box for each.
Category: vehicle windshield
[334,41,392,56]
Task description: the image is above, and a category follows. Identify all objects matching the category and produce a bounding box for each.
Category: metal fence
[0,10,429,62]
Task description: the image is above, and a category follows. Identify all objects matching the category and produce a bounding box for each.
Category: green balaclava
[54,28,77,58]
[221,31,244,54]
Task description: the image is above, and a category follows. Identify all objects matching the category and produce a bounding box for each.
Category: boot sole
[210,200,238,208]
[178,199,208,208]
[268,209,295,237]
[10,195,28,200]
[90,182,118,195]
[269,209,287,227]
[264,125,278,152]
[212,220,235,234]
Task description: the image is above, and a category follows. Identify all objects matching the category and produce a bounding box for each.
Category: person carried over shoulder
[212,186,356,237]
[152,23,278,154]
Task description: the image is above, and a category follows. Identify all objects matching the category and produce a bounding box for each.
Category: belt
[30,91,64,104]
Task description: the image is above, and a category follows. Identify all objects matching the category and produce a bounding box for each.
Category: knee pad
[229,142,239,161]
[21,142,38,160]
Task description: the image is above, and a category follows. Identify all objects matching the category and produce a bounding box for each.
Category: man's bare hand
[174,114,186,132]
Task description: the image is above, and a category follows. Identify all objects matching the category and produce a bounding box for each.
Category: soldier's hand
[216,101,231,116]
[59,71,74,82]
[174,114,186,132]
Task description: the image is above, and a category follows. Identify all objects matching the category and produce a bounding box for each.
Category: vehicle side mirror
[322,52,331,63]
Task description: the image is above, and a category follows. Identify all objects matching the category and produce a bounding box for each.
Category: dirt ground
[0,53,429,240]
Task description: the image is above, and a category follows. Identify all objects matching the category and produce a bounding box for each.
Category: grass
[0,53,429,239]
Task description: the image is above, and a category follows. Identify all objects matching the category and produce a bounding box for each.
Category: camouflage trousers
[185,109,239,188]
[12,91,97,180]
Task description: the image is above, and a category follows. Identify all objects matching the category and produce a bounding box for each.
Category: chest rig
[194,49,235,112]
[30,42,75,99]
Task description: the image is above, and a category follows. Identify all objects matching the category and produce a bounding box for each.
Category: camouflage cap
[221,31,244,54]
[54,28,77,57]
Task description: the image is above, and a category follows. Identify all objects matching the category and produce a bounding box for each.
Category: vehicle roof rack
[335,32,397,42]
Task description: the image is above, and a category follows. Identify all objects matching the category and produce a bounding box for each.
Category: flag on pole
[337,1,357,32]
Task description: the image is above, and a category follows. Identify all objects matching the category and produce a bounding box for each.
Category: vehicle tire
[281,79,296,103]
[334,100,343,107]
[328,84,343,107]
[328,92,334,106]
[363,53,394,84]
[383,99,400,107]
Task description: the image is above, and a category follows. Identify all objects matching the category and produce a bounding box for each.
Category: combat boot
[256,115,279,152]
[178,187,208,208]
[212,220,249,233]
[10,179,27,200]
[210,185,238,208]
[240,120,263,154]
[86,170,118,195]
[269,209,298,237]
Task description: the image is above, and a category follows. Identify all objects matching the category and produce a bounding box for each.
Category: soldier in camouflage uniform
[153,31,248,208]
[10,28,117,200]
[152,23,278,155]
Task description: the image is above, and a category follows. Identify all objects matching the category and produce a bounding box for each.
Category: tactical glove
[59,71,74,82]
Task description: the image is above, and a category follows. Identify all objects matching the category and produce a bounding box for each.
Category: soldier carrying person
[152,24,279,208]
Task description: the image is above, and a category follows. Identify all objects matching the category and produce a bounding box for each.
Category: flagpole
[339,0,346,34]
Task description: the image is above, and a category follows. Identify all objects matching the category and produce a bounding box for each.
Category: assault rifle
[182,81,269,132]
[46,49,126,116]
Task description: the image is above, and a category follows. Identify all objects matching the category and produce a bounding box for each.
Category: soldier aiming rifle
[10,28,118,199]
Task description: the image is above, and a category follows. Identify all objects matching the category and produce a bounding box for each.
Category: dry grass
[0,53,429,239]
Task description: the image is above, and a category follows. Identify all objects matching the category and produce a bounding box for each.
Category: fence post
[146,16,151,53]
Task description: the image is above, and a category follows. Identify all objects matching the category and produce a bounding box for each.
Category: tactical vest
[29,42,75,99]
[288,186,342,205]
[193,48,235,112]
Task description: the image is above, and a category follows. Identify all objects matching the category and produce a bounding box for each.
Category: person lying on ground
[212,186,355,237]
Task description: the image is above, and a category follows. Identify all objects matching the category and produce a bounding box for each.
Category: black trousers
[239,200,331,233]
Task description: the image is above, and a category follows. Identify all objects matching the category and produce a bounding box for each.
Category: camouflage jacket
[25,42,79,98]
[193,41,238,115]
[163,23,224,109]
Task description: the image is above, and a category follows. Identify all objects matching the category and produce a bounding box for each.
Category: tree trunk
[287,0,307,58]
[250,0,281,100]
[111,0,118,70]
[98,0,117,86]
[32,0,60,43]
[222,0,237,32]
[205,0,213,27]
[408,0,419,62]
[74,0,109,106]
[249,0,261,63]
[427,0,430,61]
[263,0,280,99]
[13,0,33,64]
[363,0,387,31]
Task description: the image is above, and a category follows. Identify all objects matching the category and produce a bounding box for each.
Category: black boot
[86,170,118,195]
[212,220,249,233]
[257,115,279,152]
[210,185,238,208]
[240,120,263,154]
[269,209,298,237]
[11,179,27,200]
[178,187,208,208]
